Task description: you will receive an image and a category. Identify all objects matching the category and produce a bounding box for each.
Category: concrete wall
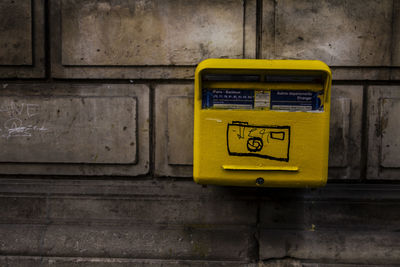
[0,0,399,266]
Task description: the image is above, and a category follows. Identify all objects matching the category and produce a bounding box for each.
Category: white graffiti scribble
[2,125,48,139]
[0,102,48,139]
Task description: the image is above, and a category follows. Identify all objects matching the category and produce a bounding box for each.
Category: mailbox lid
[195,59,331,105]
[195,58,332,76]
[195,59,331,89]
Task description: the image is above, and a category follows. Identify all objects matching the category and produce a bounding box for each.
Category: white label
[254,90,270,109]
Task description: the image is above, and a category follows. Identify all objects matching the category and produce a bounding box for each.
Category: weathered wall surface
[0,0,400,266]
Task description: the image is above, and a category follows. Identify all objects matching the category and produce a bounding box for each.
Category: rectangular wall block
[0,0,32,65]
[61,0,243,66]
[328,86,363,179]
[167,97,194,166]
[0,97,137,164]
[155,84,193,177]
[0,83,149,176]
[329,97,350,167]
[393,1,400,66]
[380,99,400,168]
[0,0,45,78]
[52,0,257,79]
[259,230,400,264]
[0,224,255,261]
[262,0,394,66]
[368,86,400,179]
[259,185,400,264]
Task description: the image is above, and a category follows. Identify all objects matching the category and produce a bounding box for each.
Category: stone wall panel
[0,0,32,65]
[0,0,45,78]
[0,224,255,261]
[51,0,256,79]
[328,86,363,179]
[262,0,393,66]
[367,86,400,179]
[259,230,400,264]
[0,83,149,176]
[155,84,193,177]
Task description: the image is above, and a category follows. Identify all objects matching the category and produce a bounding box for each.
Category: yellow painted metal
[193,59,332,188]
[222,165,299,171]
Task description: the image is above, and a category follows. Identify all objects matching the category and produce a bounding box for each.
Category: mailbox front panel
[193,59,331,187]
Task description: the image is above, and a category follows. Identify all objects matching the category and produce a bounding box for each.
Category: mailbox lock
[256,177,264,185]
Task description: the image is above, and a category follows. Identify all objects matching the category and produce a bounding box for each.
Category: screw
[256,177,264,185]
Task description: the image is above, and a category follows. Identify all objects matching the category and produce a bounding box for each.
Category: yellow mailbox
[193,59,332,187]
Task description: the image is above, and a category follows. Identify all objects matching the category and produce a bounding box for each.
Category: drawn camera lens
[246,137,263,152]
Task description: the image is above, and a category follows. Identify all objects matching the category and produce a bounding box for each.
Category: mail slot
[193,59,332,187]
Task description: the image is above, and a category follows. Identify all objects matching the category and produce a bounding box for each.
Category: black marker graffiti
[247,137,263,152]
[226,121,290,162]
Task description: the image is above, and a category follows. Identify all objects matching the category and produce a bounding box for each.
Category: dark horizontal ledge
[0,177,399,201]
